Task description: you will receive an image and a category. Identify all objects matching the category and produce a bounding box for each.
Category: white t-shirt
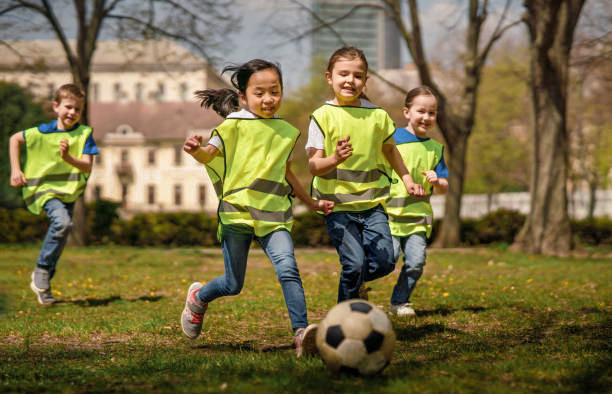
[305,99,393,152]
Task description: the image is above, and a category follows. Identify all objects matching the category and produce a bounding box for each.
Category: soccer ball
[316,299,396,375]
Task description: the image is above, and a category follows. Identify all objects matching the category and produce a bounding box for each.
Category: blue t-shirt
[394,128,449,178]
[24,120,99,155]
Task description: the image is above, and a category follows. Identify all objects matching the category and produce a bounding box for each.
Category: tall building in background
[312,0,400,70]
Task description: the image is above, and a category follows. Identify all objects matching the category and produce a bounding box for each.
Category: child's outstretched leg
[390,233,427,317]
[258,229,317,357]
[361,205,396,281]
[180,224,252,339]
[31,198,74,305]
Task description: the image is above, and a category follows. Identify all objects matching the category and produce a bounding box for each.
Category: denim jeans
[36,198,74,279]
[324,205,395,303]
[391,233,427,305]
[197,224,308,330]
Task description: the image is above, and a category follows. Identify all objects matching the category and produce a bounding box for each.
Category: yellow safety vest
[310,104,395,212]
[22,125,92,215]
[385,136,444,238]
[205,117,299,237]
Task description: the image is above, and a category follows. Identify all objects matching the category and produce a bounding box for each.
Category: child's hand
[314,199,335,215]
[333,135,352,164]
[10,169,26,187]
[406,182,426,197]
[59,139,69,159]
[183,134,203,155]
[422,170,439,185]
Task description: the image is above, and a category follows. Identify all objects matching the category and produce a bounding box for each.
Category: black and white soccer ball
[316,299,396,375]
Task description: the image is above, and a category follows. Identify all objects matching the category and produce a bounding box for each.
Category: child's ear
[325,71,333,85]
[52,101,59,112]
[238,93,247,107]
[402,107,410,119]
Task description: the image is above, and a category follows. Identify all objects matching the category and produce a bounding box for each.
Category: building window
[157,82,165,101]
[174,146,182,166]
[135,82,144,101]
[93,185,102,201]
[147,185,156,205]
[147,149,156,165]
[114,82,122,101]
[121,149,129,163]
[180,82,188,102]
[199,184,206,207]
[174,184,182,206]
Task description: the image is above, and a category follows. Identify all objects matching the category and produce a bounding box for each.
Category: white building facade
[0,40,227,214]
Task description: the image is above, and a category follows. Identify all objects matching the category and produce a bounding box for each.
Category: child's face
[53,96,83,130]
[326,57,367,106]
[240,68,282,118]
[403,94,437,137]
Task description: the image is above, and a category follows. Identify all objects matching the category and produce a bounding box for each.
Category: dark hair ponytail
[194,88,239,118]
[195,59,283,118]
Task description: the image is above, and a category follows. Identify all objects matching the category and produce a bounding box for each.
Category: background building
[311,0,401,70]
[0,40,227,214]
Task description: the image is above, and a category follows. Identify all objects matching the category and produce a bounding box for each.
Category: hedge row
[1,202,610,247]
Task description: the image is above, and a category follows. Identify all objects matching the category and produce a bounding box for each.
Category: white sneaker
[390,303,416,317]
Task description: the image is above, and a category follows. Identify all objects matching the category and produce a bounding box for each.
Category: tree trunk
[511,0,585,256]
[433,129,468,247]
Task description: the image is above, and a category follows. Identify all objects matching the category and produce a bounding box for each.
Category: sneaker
[30,280,55,305]
[295,324,319,357]
[358,283,371,300]
[31,268,50,292]
[390,303,416,317]
[181,282,208,339]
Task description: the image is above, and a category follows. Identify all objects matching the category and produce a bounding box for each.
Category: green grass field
[0,245,610,393]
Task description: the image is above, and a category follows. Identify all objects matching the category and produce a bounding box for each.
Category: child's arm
[9,131,27,187]
[286,164,334,215]
[422,171,449,194]
[382,143,426,197]
[184,134,219,164]
[59,139,93,173]
[307,135,352,176]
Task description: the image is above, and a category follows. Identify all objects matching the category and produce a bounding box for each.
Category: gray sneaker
[30,273,55,305]
[181,282,208,339]
[295,323,319,357]
[31,268,50,292]
[390,303,416,317]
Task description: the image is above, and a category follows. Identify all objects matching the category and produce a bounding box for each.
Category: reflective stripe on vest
[386,194,430,207]
[22,125,92,215]
[388,215,433,225]
[310,104,395,212]
[224,178,292,198]
[206,117,299,237]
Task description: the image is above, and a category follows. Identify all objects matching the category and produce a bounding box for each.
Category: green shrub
[0,207,47,243]
[571,218,612,246]
[292,212,332,247]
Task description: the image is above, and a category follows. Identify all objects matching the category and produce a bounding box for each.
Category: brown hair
[327,46,370,102]
[404,86,437,108]
[53,83,85,104]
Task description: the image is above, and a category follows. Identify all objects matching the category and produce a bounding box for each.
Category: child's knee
[52,216,73,237]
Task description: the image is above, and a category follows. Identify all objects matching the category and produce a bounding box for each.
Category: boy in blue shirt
[9,83,98,305]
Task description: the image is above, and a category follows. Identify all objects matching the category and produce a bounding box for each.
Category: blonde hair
[53,84,85,104]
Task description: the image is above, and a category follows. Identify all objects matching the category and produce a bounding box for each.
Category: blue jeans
[197,224,308,330]
[324,205,395,303]
[36,198,74,279]
[391,233,427,305]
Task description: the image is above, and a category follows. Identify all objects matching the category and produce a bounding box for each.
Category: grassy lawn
[0,244,610,393]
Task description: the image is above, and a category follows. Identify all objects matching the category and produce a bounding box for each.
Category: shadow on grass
[194,341,293,353]
[416,305,487,317]
[56,295,163,307]
[395,323,462,342]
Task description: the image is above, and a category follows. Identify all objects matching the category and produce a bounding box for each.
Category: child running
[385,86,449,317]
[307,47,425,303]
[8,83,98,305]
[180,59,334,357]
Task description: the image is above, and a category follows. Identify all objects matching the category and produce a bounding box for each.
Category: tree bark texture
[511,0,585,255]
